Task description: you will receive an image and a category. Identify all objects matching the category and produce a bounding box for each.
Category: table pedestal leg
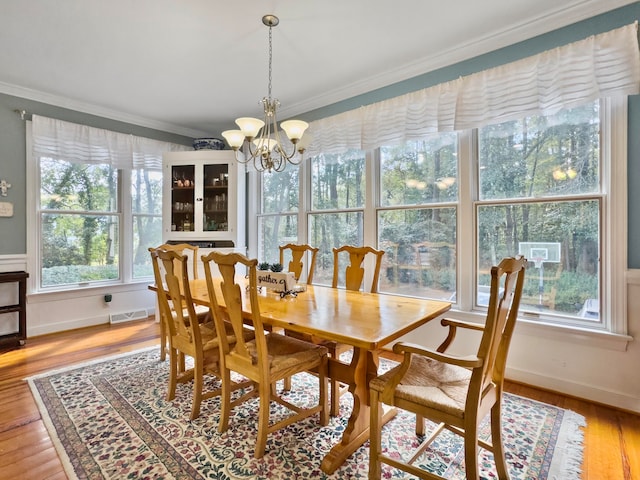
[321,347,396,474]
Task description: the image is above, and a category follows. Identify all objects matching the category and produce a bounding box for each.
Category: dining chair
[151,243,207,361]
[368,256,527,480]
[279,243,320,392]
[332,245,385,293]
[326,244,385,415]
[201,251,329,458]
[279,243,319,284]
[154,248,252,420]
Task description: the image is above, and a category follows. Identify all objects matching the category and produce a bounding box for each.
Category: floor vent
[109,309,148,324]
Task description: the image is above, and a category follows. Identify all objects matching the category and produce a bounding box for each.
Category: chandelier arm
[232,148,251,164]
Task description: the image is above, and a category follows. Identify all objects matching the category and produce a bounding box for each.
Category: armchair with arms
[368,256,527,480]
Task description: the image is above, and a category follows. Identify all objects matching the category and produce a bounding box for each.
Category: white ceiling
[0,0,634,138]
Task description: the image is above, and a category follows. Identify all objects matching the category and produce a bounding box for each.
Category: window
[30,115,186,291]
[39,159,120,287]
[309,149,365,286]
[476,102,601,325]
[377,135,458,300]
[257,164,300,263]
[256,98,623,332]
[131,168,163,279]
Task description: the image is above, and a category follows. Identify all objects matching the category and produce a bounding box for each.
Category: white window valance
[308,23,640,155]
[32,115,190,170]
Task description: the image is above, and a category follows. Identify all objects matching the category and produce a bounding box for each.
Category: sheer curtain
[308,23,640,155]
[31,115,190,169]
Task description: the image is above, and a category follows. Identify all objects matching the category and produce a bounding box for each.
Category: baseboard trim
[506,366,640,414]
[28,315,109,337]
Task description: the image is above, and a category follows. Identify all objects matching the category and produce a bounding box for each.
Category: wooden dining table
[187,278,451,474]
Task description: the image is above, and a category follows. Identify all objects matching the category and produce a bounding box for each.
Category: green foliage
[258,262,271,271]
[553,271,598,313]
[42,264,119,287]
[270,263,283,272]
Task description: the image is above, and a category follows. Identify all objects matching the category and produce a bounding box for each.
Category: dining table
[187,278,451,474]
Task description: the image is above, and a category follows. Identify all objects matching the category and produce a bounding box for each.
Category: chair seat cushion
[370,355,471,417]
[200,321,254,351]
[245,333,328,374]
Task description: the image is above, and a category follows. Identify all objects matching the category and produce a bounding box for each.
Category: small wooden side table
[0,271,29,347]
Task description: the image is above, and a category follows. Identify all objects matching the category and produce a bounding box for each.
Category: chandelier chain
[267,24,273,100]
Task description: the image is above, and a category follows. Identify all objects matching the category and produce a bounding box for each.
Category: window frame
[251,97,628,345]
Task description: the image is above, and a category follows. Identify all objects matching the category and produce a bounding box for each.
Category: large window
[37,160,162,288]
[256,98,622,332]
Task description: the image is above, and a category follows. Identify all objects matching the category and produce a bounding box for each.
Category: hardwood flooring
[0,318,638,479]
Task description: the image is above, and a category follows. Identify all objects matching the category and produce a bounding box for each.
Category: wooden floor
[0,318,638,480]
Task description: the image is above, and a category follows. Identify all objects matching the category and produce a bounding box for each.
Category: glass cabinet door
[170,164,195,232]
[203,163,229,232]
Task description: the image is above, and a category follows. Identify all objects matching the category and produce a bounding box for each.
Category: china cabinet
[162,150,246,251]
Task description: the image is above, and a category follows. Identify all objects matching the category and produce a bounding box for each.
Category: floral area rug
[27,348,585,479]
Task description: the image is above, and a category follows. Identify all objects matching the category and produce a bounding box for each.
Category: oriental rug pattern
[27,348,585,479]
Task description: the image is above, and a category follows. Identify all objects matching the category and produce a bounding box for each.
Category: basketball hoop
[532,257,544,269]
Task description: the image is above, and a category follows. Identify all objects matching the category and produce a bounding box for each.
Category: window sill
[28,280,152,303]
[447,308,633,352]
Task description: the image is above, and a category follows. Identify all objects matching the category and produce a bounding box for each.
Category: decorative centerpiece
[256,262,296,293]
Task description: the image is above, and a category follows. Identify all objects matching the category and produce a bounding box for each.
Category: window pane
[132,216,162,278]
[380,134,458,207]
[309,212,364,286]
[378,207,456,300]
[131,169,162,278]
[262,167,299,213]
[477,200,599,320]
[311,150,365,210]
[479,102,600,200]
[41,213,120,287]
[258,214,298,263]
[40,159,118,212]
[131,169,162,214]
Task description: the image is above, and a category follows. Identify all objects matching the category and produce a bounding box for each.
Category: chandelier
[222,15,310,173]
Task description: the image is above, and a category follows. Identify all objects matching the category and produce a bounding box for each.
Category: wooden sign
[256,271,296,292]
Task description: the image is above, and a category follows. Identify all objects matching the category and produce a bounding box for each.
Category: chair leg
[159,318,167,361]
[329,344,344,416]
[255,381,272,458]
[415,413,425,436]
[368,389,382,480]
[491,402,510,479]
[217,368,231,433]
[318,355,329,426]
[283,376,292,391]
[167,348,178,401]
[463,421,480,480]
[190,356,204,420]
